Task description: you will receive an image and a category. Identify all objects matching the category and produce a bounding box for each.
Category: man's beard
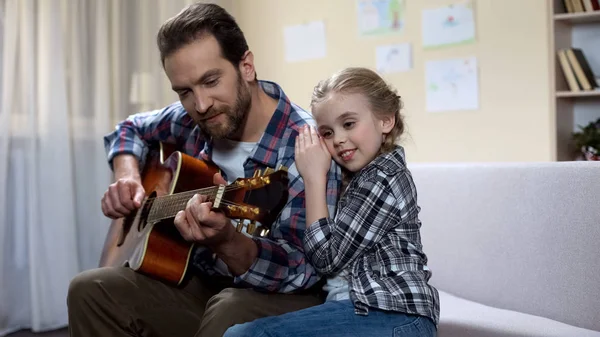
[197,77,251,140]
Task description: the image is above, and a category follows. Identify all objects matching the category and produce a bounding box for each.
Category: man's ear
[380,115,395,134]
[238,50,256,82]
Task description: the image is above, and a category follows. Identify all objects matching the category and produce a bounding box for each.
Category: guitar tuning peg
[253,169,262,178]
[247,220,257,235]
[276,165,288,172]
[258,228,270,237]
[264,167,274,175]
[235,220,244,233]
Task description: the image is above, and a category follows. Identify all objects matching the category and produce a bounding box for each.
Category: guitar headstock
[214,167,289,234]
[231,167,288,191]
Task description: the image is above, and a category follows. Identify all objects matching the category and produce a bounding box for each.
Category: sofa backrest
[408,161,600,331]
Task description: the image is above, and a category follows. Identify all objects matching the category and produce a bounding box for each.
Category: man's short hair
[157,2,249,67]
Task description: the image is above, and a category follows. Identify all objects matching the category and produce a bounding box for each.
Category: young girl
[224,67,439,337]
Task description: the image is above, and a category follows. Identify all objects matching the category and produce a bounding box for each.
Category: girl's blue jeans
[223,299,437,337]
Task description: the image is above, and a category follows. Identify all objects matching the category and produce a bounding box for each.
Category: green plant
[572,118,600,160]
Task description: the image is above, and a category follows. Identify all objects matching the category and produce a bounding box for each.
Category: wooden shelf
[554,11,600,24]
[550,1,600,161]
[556,90,600,98]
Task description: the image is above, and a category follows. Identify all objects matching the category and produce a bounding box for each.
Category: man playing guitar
[66,3,342,337]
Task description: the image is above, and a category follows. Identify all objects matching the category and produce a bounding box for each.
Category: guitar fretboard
[147,190,218,223]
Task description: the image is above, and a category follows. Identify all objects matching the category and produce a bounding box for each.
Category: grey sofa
[409,161,600,337]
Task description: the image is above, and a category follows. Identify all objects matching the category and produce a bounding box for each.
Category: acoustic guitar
[98,142,289,285]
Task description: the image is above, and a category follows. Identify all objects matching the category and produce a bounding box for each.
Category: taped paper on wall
[376,43,412,74]
[422,1,475,49]
[425,56,479,112]
[283,21,327,63]
[357,0,405,36]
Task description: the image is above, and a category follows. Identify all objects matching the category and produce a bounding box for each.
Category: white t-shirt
[324,271,351,301]
[209,138,257,276]
[211,138,257,182]
[324,184,351,301]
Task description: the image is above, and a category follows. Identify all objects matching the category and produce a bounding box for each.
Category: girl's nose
[334,134,346,146]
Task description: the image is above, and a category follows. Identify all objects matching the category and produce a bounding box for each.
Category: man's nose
[194,91,213,114]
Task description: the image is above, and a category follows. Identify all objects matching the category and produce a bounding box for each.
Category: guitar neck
[147,186,224,223]
[142,167,288,230]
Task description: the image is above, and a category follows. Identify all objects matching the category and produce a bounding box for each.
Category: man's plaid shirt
[303,146,440,324]
[104,80,342,293]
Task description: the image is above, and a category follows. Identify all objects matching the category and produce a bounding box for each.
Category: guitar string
[145,184,245,202]
[146,179,279,212]
[148,194,262,221]
[142,174,282,220]
[145,177,280,204]
[149,200,256,215]
[154,197,249,212]
[149,189,248,211]
[148,200,261,222]
[146,171,283,203]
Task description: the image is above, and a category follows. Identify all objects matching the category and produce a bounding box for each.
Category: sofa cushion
[408,161,600,331]
[438,290,600,337]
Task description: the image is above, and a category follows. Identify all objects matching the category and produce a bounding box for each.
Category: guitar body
[98,143,289,286]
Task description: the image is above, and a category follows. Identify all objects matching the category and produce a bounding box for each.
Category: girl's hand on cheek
[295,125,332,184]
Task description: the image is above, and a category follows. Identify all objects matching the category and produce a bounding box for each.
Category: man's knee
[200,287,321,336]
[67,267,128,309]
[68,268,100,307]
[199,288,265,336]
[205,288,254,317]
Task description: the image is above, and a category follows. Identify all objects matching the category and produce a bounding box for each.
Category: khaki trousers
[67,267,323,337]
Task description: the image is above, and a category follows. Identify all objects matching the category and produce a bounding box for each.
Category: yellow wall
[232,0,554,162]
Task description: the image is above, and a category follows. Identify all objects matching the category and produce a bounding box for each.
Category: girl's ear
[380,115,395,134]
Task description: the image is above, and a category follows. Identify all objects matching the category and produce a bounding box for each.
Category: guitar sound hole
[137,192,156,232]
[137,215,147,232]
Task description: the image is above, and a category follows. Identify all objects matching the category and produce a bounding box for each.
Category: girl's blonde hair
[310,67,405,155]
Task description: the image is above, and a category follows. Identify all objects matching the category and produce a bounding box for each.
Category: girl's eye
[321,131,333,139]
[343,121,355,129]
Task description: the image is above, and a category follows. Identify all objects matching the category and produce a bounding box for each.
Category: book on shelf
[557,48,599,92]
[563,0,600,13]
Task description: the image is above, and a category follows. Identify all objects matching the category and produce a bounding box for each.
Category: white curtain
[0,0,233,333]
[0,0,199,334]
[1,0,110,334]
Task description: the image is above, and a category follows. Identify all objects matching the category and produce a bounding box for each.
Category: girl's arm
[303,169,419,275]
[304,174,330,225]
[294,124,335,225]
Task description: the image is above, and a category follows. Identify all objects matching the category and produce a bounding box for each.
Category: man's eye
[177,90,189,97]
[205,79,219,87]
